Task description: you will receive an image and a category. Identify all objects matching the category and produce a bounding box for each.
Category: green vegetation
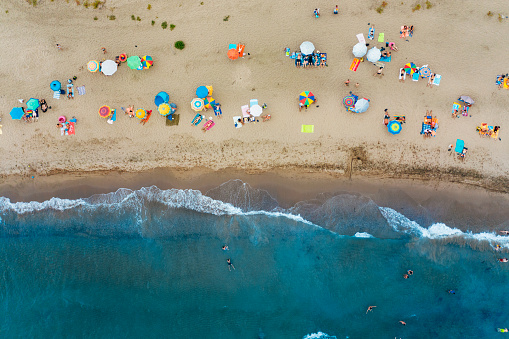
[75,0,81,5]
[375,1,387,13]
[5,10,9,13]
[161,21,168,29]
[200,2,204,4]
[131,14,136,20]
[83,1,89,8]
[498,14,503,22]
[108,15,115,20]
[487,11,493,17]
[26,0,37,6]
[92,0,103,9]
[147,4,151,10]
[151,20,155,26]
[412,3,421,11]
[136,16,141,21]
[174,41,185,50]
[425,0,432,9]
[93,16,98,20]
[223,15,230,21]
[170,24,175,30]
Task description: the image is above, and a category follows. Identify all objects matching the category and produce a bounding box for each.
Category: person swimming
[499,258,508,263]
[448,290,456,294]
[222,245,229,251]
[227,258,235,271]
[407,270,413,275]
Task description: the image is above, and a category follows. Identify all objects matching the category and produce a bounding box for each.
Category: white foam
[303,332,337,339]
[354,232,374,238]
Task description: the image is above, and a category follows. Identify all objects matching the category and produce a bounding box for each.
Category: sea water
[0,180,508,338]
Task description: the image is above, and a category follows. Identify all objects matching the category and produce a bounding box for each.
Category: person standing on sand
[344,79,350,86]
[334,5,339,14]
[101,47,107,54]
[56,44,62,50]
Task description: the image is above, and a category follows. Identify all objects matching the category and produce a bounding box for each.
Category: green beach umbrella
[127,56,142,70]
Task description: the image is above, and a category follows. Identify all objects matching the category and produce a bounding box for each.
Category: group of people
[295,52,327,68]
[400,25,414,38]
[383,109,406,126]
[313,5,339,17]
[451,106,469,118]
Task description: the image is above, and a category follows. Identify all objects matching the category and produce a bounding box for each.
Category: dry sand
[0,0,508,191]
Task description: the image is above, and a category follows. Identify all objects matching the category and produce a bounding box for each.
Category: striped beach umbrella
[88,60,99,72]
[203,96,215,109]
[98,105,111,118]
[403,62,418,74]
[388,120,402,134]
[127,56,142,69]
[299,91,315,105]
[191,98,204,111]
[343,95,356,108]
[419,66,431,78]
[135,109,146,119]
[158,103,170,116]
[141,55,153,69]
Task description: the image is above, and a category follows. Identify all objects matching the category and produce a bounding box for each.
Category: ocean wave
[302,332,337,339]
[354,232,374,238]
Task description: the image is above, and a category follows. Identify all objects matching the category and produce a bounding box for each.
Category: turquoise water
[0,182,508,338]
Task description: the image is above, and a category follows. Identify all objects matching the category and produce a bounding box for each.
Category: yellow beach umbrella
[135,108,146,119]
[158,103,170,116]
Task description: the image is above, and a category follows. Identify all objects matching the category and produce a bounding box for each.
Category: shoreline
[2,167,508,232]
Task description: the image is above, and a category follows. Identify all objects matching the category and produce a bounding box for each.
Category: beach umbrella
[50,80,61,91]
[158,103,170,116]
[300,41,315,55]
[10,107,24,120]
[206,86,213,95]
[403,62,418,74]
[141,55,153,69]
[343,95,356,108]
[203,96,215,109]
[351,98,369,113]
[366,47,381,63]
[459,95,474,105]
[250,104,263,117]
[26,98,40,110]
[387,120,402,134]
[87,60,99,72]
[227,48,239,60]
[135,108,146,119]
[119,53,127,62]
[196,86,208,98]
[154,91,170,106]
[101,60,118,76]
[98,105,111,118]
[127,56,142,69]
[299,91,315,105]
[191,98,204,111]
[352,42,368,57]
[419,66,431,78]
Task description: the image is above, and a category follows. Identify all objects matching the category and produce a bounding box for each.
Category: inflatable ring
[58,116,66,123]
[119,54,127,62]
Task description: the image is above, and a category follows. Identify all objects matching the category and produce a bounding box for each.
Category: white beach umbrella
[300,41,315,55]
[250,104,263,117]
[101,60,118,76]
[352,42,367,58]
[352,98,370,113]
[366,47,381,63]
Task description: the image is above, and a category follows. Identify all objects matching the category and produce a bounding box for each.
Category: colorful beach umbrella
[101,60,118,76]
[366,47,381,63]
[87,60,99,72]
[98,105,111,118]
[50,80,61,91]
[127,56,142,69]
[191,98,204,111]
[419,66,431,78]
[10,107,24,120]
[26,98,40,110]
[403,62,418,74]
[299,91,315,105]
[227,48,239,60]
[352,42,367,58]
[300,41,315,55]
[158,103,170,116]
[135,109,146,119]
[387,120,402,134]
[141,55,153,69]
[154,91,169,106]
[196,86,208,98]
[119,53,127,62]
[343,95,356,108]
[350,98,370,113]
[203,96,215,109]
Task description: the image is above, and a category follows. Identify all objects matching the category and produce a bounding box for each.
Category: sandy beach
[0,0,508,192]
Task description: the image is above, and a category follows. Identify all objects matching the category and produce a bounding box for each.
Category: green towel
[378,33,384,42]
[301,125,314,133]
[166,114,180,126]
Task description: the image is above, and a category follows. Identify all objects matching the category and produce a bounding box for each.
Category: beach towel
[350,58,360,72]
[496,75,503,85]
[166,114,180,126]
[250,99,258,108]
[53,91,60,99]
[399,68,406,81]
[68,122,75,135]
[241,105,250,117]
[203,120,215,131]
[301,125,314,133]
[111,109,116,122]
[452,102,461,116]
[504,78,509,89]
[238,44,245,56]
[356,33,366,44]
[77,86,86,95]
[214,105,222,117]
[462,105,469,117]
[412,72,419,81]
[285,47,290,56]
[378,33,385,42]
[379,55,391,62]
[233,116,242,128]
[433,74,441,86]
[368,27,374,40]
[0,125,2,135]
[192,113,203,126]
[454,139,464,153]
[66,84,74,98]
[228,43,236,50]
[420,122,432,134]
[400,26,409,38]
[320,53,327,66]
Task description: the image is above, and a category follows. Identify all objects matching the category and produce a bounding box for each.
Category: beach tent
[387,120,402,134]
[300,41,315,55]
[352,42,367,58]
[10,107,24,120]
[50,80,61,91]
[127,56,142,69]
[154,91,169,106]
[459,95,474,105]
[454,139,465,153]
[196,86,208,98]
[26,98,40,110]
[101,60,118,76]
[350,98,369,113]
[366,47,381,63]
[87,60,99,72]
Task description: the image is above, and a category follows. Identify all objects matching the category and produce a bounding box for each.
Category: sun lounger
[301,125,314,133]
[350,58,360,72]
[77,86,86,95]
[399,68,406,81]
[452,102,461,115]
[250,99,258,108]
[241,105,250,117]
[378,33,385,42]
[53,91,60,99]
[379,55,391,62]
[233,116,242,128]
[356,33,366,44]
[191,113,203,126]
[203,120,215,131]
[368,27,374,40]
[214,104,222,117]
[433,74,441,86]
[412,72,419,81]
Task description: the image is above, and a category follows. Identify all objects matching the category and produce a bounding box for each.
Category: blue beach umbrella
[10,107,25,120]
[26,98,40,110]
[387,120,402,134]
[50,80,61,91]
[196,86,208,99]
[154,91,169,106]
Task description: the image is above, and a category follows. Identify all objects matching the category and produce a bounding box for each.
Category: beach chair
[433,74,441,86]
[378,32,385,42]
[53,91,60,99]
[420,122,432,134]
[202,120,215,132]
[412,72,419,81]
[356,33,366,44]
[241,105,250,117]
[250,99,258,108]
[233,116,242,128]
[77,86,86,95]
[350,58,360,72]
[399,68,406,81]
[368,27,374,40]
[191,113,203,126]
